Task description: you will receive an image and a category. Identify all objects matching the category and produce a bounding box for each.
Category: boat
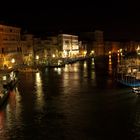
[117,58,140,93]
[117,68,140,87]
[132,87,140,94]
[0,68,18,90]
[45,59,65,68]
[0,68,18,107]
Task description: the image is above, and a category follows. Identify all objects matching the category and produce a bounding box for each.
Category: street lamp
[35,55,39,65]
[36,55,39,60]
[83,51,87,56]
[52,54,55,58]
[11,58,15,63]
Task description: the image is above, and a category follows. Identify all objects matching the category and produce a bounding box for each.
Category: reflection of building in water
[4,89,22,130]
[35,72,44,110]
[108,51,113,74]
[0,111,4,131]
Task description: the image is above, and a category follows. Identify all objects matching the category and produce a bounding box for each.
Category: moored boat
[116,58,140,92]
[132,87,140,94]
[0,68,18,107]
[0,68,18,90]
[0,89,9,107]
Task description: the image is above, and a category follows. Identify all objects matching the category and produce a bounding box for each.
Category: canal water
[0,58,140,140]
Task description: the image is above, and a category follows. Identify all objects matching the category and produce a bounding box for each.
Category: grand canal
[0,58,140,140]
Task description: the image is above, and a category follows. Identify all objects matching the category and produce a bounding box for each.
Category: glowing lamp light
[11,58,15,63]
[36,55,39,60]
[91,50,94,54]
[136,46,140,51]
[52,54,55,58]
[137,46,140,55]
[83,51,87,55]
[3,76,6,80]
[108,51,111,54]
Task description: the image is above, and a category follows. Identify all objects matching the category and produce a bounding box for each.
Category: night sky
[0,1,140,40]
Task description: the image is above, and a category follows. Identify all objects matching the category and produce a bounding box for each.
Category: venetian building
[42,36,58,59]
[104,41,121,54]
[0,24,21,68]
[93,30,104,57]
[58,34,79,58]
[78,32,94,56]
[129,41,138,52]
[20,34,34,65]
[33,37,46,65]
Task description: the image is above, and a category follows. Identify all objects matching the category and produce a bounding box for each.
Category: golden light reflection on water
[62,61,96,94]
[64,65,69,72]
[62,73,70,94]
[15,88,22,121]
[117,53,120,63]
[54,68,62,75]
[35,72,44,110]
[91,71,95,80]
[83,61,88,78]
[62,64,81,94]
[64,64,79,73]
[108,54,112,72]
[0,88,22,134]
[84,61,87,68]
[92,58,95,65]
[0,111,4,133]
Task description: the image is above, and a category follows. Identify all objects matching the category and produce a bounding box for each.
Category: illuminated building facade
[0,24,35,68]
[21,34,34,65]
[58,34,79,58]
[42,36,58,58]
[0,24,22,68]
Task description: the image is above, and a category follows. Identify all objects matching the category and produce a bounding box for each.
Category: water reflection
[35,72,45,111]
[132,97,140,139]
[83,61,88,78]
[118,53,120,63]
[0,88,23,139]
[0,111,4,134]
[54,68,62,75]
[108,54,112,72]
[0,59,140,139]
[62,64,80,95]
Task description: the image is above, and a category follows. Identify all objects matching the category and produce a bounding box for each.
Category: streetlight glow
[52,54,55,58]
[36,55,39,60]
[11,58,15,63]
[136,45,140,55]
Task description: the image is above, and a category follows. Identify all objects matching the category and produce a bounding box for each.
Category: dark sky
[0,1,140,40]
